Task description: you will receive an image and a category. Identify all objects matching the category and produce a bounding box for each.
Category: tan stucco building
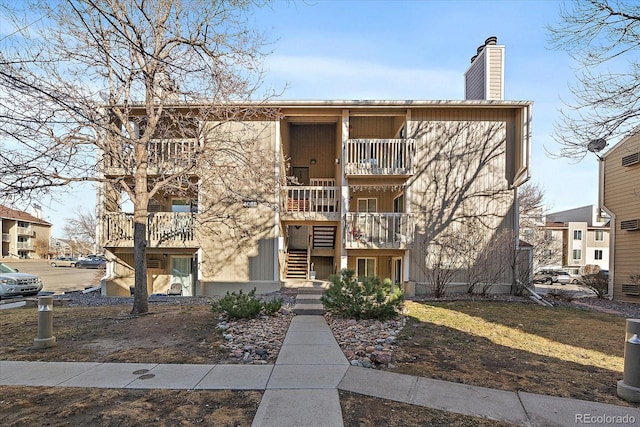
[0,205,52,259]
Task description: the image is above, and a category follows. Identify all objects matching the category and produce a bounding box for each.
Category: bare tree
[63,207,96,254]
[518,182,562,270]
[414,230,464,298]
[548,0,640,159]
[0,0,275,314]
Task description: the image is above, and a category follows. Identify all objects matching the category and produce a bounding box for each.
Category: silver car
[0,262,43,299]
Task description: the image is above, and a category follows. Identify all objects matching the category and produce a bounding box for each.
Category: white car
[0,262,43,299]
[554,271,571,285]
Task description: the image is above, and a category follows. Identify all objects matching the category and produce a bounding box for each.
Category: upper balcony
[103,139,198,176]
[345,212,414,249]
[2,233,10,243]
[17,227,35,237]
[102,212,197,248]
[344,139,415,177]
[281,185,340,221]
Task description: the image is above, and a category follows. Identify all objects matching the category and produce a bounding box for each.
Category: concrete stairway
[293,288,325,315]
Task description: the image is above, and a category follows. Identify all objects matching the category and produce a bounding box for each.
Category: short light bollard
[33,295,56,349]
[617,318,640,402]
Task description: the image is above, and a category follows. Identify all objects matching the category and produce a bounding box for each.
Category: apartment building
[0,204,52,259]
[544,205,610,274]
[97,37,532,297]
[600,131,640,302]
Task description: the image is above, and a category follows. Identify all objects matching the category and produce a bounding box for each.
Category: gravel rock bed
[326,314,406,369]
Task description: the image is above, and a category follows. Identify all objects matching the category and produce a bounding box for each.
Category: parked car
[0,262,43,299]
[533,269,570,285]
[554,271,571,285]
[75,256,106,269]
[568,273,583,284]
[50,256,78,268]
[533,269,555,285]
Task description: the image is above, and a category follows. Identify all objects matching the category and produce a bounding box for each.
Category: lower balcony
[345,212,414,249]
[102,212,197,248]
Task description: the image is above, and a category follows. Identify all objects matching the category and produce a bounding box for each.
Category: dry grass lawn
[1,298,638,426]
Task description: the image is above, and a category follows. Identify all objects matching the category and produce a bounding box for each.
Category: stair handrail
[307,233,312,280]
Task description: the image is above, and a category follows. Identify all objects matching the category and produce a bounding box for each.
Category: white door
[171,257,193,296]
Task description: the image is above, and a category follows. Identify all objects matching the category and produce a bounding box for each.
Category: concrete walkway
[2,314,640,426]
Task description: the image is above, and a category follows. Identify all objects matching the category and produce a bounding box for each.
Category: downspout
[598,158,615,300]
[274,120,282,284]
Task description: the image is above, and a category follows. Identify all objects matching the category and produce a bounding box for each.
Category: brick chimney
[464,36,504,100]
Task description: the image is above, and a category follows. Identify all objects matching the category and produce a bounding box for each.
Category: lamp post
[33,295,56,349]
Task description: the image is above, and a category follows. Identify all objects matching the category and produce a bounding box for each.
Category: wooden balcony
[344,139,415,176]
[103,139,198,176]
[281,186,340,221]
[345,212,414,249]
[102,212,197,247]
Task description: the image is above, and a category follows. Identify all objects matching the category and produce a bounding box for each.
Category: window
[572,249,582,260]
[573,230,582,240]
[357,198,377,213]
[594,230,604,241]
[594,250,603,260]
[356,258,376,279]
[172,199,197,213]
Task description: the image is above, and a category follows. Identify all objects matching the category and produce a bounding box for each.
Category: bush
[212,288,283,319]
[580,264,608,298]
[321,269,404,320]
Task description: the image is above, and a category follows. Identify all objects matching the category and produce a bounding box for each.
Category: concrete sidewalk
[2,314,640,426]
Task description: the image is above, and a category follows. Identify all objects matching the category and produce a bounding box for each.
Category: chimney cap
[485,36,498,45]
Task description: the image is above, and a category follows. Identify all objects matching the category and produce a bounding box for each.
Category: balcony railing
[17,241,34,250]
[102,212,197,247]
[345,139,415,176]
[345,212,414,249]
[17,227,35,236]
[2,233,11,242]
[282,186,340,219]
[103,139,198,173]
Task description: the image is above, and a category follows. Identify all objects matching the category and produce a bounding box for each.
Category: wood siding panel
[407,108,516,285]
[199,121,277,283]
[603,133,640,302]
[289,125,336,180]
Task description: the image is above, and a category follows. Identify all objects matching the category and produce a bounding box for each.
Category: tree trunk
[131,218,149,314]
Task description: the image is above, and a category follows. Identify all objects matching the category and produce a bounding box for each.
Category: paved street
[1,259,100,294]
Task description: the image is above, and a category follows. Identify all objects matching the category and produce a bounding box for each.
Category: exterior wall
[406,107,518,288]
[602,132,640,302]
[197,120,278,292]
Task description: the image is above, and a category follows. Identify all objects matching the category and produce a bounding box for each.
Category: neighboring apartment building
[600,131,640,303]
[544,205,610,274]
[97,37,532,297]
[0,204,52,259]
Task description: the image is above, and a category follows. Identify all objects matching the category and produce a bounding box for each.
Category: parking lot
[1,259,101,294]
[534,282,596,298]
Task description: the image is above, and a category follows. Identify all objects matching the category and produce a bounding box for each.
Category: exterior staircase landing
[293,287,325,315]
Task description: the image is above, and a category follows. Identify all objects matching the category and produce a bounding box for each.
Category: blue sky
[38,0,600,233]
